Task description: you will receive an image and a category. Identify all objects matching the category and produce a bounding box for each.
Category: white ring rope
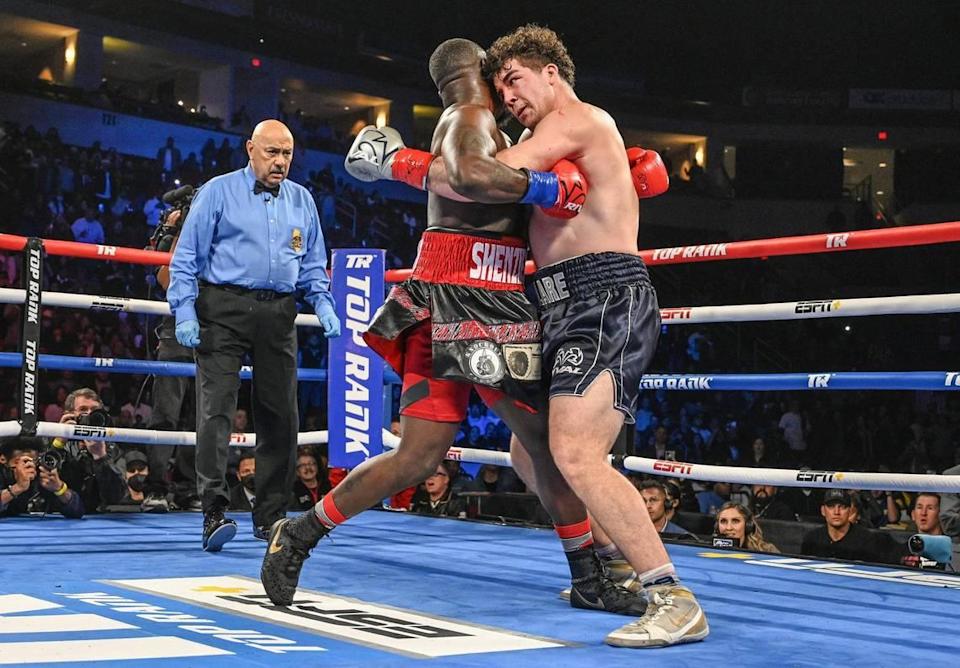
[660,293,960,324]
[4,287,960,326]
[0,288,324,329]
[4,420,957,492]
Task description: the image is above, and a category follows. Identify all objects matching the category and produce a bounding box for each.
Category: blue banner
[328,249,386,468]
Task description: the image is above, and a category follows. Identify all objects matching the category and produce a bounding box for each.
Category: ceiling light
[875,191,884,195]
[177,100,184,106]
[344,106,350,111]
[878,162,887,168]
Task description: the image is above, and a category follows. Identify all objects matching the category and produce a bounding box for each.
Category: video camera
[148,184,195,253]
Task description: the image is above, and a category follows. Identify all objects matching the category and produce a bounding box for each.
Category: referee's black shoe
[202,506,237,552]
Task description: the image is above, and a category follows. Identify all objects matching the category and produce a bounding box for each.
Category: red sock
[555,518,594,552]
[314,493,348,529]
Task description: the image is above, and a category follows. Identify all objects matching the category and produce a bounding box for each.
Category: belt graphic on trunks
[411,230,527,290]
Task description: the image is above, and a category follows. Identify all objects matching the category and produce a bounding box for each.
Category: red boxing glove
[627,147,669,199]
[540,159,588,219]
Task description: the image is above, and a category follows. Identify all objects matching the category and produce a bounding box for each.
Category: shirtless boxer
[337,25,707,649]
[260,38,646,618]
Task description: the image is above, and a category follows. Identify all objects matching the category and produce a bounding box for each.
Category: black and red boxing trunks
[363,229,543,422]
[533,252,660,424]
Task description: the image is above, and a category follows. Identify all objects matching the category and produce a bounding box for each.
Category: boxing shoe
[201,506,237,552]
[567,551,648,616]
[260,511,329,606]
[605,584,709,649]
[560,556,640,600]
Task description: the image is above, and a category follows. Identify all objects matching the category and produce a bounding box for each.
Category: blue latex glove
[175,319,201,348]
[318,306,341,338]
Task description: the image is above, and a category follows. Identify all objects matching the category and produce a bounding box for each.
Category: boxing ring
[2,223,960,666]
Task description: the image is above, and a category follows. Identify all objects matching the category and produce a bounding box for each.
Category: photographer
[146,191,201,510]
[1,436,84,518]
[56,388,127,512]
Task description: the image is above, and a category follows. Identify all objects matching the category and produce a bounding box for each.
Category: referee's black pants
[194,284,299,528]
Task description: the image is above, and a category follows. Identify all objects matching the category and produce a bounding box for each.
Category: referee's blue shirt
[168,165,334,323]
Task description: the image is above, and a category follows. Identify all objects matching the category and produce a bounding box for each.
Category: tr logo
[346,255,375,269]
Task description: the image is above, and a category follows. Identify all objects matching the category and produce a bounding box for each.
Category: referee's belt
[199,280,292,302]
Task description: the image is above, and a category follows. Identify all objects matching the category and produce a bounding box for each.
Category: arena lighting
[877,130,888,140]
[250,57,262,68]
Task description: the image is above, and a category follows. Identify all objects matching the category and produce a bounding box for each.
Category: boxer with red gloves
[264,37,646,620]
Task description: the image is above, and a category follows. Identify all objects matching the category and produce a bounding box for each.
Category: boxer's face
[494,58,555,129]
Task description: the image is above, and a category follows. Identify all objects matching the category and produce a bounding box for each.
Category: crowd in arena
[2,119,958,572]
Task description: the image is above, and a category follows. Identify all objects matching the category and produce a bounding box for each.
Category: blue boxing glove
[519,159,588,219]
[318,305,341,339]
[175,319,201,348]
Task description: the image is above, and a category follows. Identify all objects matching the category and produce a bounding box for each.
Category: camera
[148,184,195,253]
[77,407,111,428]
[37,449,65,471]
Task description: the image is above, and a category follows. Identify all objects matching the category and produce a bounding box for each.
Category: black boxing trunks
[363,229,544,419]
[533,252,659,424]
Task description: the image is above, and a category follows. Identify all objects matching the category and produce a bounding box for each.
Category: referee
[168,119,340,551]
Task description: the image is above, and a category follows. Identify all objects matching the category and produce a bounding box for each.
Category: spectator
[750,484,796,521]
[142,190,167,230]
[0,436,84,518]
[747,437,773,467]
[71,204,105,244]
[120,388,152,426]
[714,502,780,553]
[156,137,181,182]
[800,489,892,563]
[909,492,943,535]
[696,481,731,515]
[637,479,693,536]
[940,461,960,570]
[779,399,807,455]
[464,464,524,494]
[410,461,466,518]
[117,450,169,512]
[229,452,256,511]
[291,450,331,511]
